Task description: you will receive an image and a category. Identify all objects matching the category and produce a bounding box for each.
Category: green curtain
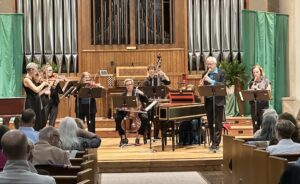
[242,10,288,114]
[0,14,23,97]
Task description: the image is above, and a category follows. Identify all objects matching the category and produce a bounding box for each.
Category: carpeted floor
[100,171,209,184]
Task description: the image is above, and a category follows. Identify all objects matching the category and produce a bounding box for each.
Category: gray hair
[58,117,80,150]
[206,56,217,64]
[39,126,58,141]
[124,78,134,86]
[26,62,38,72]
[257,109,278,141]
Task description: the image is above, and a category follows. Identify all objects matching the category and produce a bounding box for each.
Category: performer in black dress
[43,64,65,127]
[23,63,49,131]
[248,65,271,133]
[75,72,103,133]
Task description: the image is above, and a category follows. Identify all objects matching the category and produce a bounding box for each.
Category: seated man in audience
[0,130,55,184]
[0,125,9,171]
[32,126,71,166]
[19,109,39,144]
[266,119,300,155]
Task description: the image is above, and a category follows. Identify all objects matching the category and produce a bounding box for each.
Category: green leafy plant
[219,59,247,87]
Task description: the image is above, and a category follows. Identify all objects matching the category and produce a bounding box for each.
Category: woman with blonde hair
[75,72,103,133]
[248,65,271,133]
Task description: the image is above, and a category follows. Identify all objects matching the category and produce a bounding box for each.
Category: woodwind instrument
[199,69,209,86]
[156,53,162,86]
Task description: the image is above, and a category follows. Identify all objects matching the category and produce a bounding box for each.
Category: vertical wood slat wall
[57,0,189,118]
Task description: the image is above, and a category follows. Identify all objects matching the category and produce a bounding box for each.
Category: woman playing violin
[23,63,49,131]
[43,64,65,127]
[75,72,103,133]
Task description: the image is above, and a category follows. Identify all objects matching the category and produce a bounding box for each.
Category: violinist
[23,63,49,131]
[33,70,51,129]
[75,72,103,133]
[43,64,65,127]
[115,79,149,147]
[248,65,271,133]
[199,56,225,151]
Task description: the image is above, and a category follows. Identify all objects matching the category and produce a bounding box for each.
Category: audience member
[254,109,278,145]
[32,127,71,166]
[19,109,39,144]
[266,119,300,155]
[13,116,21,129]
[58,117,81,150]
[279,112,300,143]
[280,164,300,184]
[0,125,9,171]
[0,130,55,184]
[59,117,101,151]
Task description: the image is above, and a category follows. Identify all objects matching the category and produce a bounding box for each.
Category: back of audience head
[0,125,9,150]
[279,112,300,142]
[58,117,79,150]
[74,118,85,129]
[259,109,278,142]
[1,130,28,160]
[39,127,60,146]
[275,119,295,140]
[13,116,21,129]
[21,109,36,127]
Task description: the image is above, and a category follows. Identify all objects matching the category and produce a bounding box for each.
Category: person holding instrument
[143,64,170,140]
[75,72,103,133]
[23,63,49,131]
[199,56,225,151]
[248,65,271,133]
[43,64,66,127]
[115,79,149,147]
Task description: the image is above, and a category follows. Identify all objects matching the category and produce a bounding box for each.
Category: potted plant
[219,59,247,94]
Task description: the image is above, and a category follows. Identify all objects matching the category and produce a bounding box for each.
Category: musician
[199,56,225,151]
[75,72,103,133]
[143,65,170,86]
[33,71,50,129]
[23,63,48,131]
[143,65,170,140]
[248,65,271,133]
[43,64,64,127]
[115,79,149,146]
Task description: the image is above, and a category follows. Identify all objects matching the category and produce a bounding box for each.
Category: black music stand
[142,86,169,99]
[112,96,138,109]
[0,97,25,126]
[61,80,79,116]
[77,87,105,132]
[198,85,226,153]
[240,89,271,129]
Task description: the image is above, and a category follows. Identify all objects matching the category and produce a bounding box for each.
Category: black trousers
[250,100,269,133]
[76,104,96,133]
[115,110,148,136]
[45,104,58,127]
[205,98,224,146]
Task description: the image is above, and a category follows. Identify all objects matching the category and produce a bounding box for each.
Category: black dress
[23,78,43,131]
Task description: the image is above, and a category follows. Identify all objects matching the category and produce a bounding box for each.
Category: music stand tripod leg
[212,88,217,153]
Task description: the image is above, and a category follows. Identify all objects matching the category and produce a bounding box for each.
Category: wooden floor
[97,138,223,173]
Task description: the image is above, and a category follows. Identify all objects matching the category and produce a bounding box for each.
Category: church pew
[35,165,81,175]
[53,168,93,184]
[252,149,269,184]
[70,158,84,166]
[239,143,256,184]
[223,135,235,184]
[232,138,246,184]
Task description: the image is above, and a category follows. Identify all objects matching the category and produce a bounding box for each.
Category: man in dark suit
[200,56,225,151]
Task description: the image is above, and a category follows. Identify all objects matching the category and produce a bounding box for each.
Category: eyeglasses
[125,83,133,86]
